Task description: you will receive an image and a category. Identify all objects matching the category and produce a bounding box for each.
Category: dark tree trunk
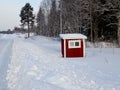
[28,22,30,38]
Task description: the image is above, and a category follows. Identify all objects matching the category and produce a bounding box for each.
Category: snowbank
[86,41,118,48]
[0,34,26,40]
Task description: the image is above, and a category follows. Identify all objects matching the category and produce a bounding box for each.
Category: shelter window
[69,40,81,48]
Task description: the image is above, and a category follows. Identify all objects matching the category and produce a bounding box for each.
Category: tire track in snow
[0,40,13,90]
[0,40,12,60]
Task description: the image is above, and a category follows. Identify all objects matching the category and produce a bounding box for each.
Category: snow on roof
[60,33,87,39]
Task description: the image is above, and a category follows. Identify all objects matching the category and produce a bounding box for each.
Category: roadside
[0,39,13,90]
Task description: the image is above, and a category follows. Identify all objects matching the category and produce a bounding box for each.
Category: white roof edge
[60,33,87,39]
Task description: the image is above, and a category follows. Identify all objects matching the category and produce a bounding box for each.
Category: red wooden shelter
[60,33,87,58]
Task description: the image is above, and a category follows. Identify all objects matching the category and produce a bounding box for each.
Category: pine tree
[48,0,57,37]
[92,0,120,41]
[36,7,45,35]
[20,3,35,38]
[118,16,120,46]
[39,0,120,44]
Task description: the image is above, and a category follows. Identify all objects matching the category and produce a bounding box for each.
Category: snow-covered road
[0,39,13,90]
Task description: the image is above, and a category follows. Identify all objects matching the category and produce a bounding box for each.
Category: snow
[0,34,120,90]
[86,41,118,48]
[60,33,87,39]
[0,35,15,90]
[0,33,25,40]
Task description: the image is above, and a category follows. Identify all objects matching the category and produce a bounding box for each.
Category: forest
[20,0,120,45]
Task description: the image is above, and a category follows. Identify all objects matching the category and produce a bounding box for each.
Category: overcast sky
[0,0,42,31]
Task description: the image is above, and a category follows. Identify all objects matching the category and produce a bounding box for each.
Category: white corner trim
[64,39,66,58]
[83,39,85,57]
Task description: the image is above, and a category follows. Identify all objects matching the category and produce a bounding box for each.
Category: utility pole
[89,0,93,42]
[60,0,63,34]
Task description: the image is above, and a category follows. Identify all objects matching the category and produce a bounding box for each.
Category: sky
[0,0,42,31]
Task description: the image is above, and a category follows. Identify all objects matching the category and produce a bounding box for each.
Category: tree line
[20,0,120,44]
